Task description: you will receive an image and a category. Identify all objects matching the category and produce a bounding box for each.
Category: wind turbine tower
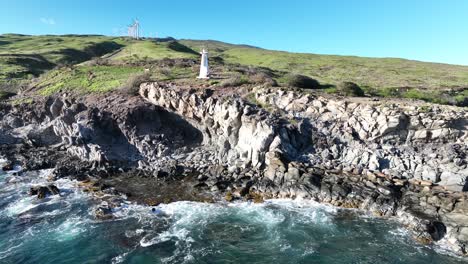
[134,19,140,39]
[127,19,140,40]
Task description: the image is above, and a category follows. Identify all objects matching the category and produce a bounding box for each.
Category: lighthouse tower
[197,49,210,79]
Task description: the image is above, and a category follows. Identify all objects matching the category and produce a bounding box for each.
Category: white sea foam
[134,199,337,252]
[0,242,24,260]
[53,216,87,242]
[4,179,80,218]
[5,196,39,216]
[140,227,193,247]
[111,251,132,264]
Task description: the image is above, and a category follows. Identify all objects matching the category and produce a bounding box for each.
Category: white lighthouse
[197,49,210,79]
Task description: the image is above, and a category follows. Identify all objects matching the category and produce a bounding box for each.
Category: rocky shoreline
[0,83,467,255]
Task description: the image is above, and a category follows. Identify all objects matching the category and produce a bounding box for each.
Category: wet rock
[426,221,447,241]
[94,204,114,220]
[225,191,234,202]
[245,191,264,203]
[29,185,60,199]
[154,170,169,178]
[144,198,160,206]
[377,186,392,196]
[2,163,13,171]
[78,179,104,193]
[0,81,466,255]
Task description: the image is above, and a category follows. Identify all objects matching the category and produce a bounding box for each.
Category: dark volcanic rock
[2,163,13,171]
[94,204,114,220]
[29,185,60,199]
[0,83,466,255]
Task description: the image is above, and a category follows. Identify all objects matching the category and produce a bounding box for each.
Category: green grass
[36,65,144,95]
[179,39,259,57]
[0,34,126,63]
[109,41,197,62]
[1,35,468,106]
[10,97,33,106]
[0,34,126,85]
[361,86,468,105]
[181,40,468,105]
[219,48,468,90]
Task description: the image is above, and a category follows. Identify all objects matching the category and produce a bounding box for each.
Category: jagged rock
[29,185,60,199]
[285,166,301,182]
[0,83,467,256]
[94,204,113,220]
[2,163,13,171]
[426,221,447,241]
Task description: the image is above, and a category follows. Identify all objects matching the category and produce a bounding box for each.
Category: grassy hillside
[31,39,202,95]
[180,40,468,89]
[107,40,198,62]
[1,34,467,105]
[0,34,126,89]
[181,40,468,105]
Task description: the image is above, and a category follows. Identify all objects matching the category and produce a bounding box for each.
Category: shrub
[0,91,15,100]
[220,74,249,87]
[337,82,365,97]
[249,72,278,86]
[88,57,110,66]
[286,74,320,89]
[157,67,172,77]
[0,80,22,94]
[121,72,151,95]
[455,94,468,107]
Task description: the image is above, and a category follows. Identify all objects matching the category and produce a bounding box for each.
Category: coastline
[0,82,467,257]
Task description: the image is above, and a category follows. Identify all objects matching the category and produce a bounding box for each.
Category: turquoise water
[0,169,466,264]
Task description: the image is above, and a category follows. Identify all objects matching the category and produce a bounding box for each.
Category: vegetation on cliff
[0,34,467,106]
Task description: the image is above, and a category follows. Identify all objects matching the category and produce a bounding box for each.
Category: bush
[455,95,468,107]
[121,72,151,95]
[88,57,110,66]
[0,91,15,100]
[157,67,172,77]
[249,72,278,86]
[220,74,249,87]
[286,74,320,89]
[0,80,22,94]
[337,82,365,97]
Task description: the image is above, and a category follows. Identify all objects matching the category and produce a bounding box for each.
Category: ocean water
[0,169,466,264]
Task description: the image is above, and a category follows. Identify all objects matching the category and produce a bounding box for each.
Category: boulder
[94,204,113,220]
[426,221,447,241]
[285,167,301,182]
[2,163,13,171]
[29,185,60,199]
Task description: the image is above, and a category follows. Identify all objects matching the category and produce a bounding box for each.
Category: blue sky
[1,0,468,65]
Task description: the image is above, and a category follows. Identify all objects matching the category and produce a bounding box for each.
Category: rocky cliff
[140,82,468,255]
[254,88,468,189]
[140,83,467,189]
[0,82,467,255]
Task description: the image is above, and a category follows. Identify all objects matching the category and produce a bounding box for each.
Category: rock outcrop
[139,83,468,255]
[0,82,467,255]
[140,83,467,190]
[254,88,467,190]
[0,93,202,171]
[29,185,60,199]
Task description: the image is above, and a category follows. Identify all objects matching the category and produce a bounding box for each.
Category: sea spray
[0,171,466,264]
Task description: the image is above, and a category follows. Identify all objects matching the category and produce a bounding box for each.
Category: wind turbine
[134,18,140,39]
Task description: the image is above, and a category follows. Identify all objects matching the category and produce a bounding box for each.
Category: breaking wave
[0,169,466,263]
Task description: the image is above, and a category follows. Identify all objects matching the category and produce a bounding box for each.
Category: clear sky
[1,0,468,65]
